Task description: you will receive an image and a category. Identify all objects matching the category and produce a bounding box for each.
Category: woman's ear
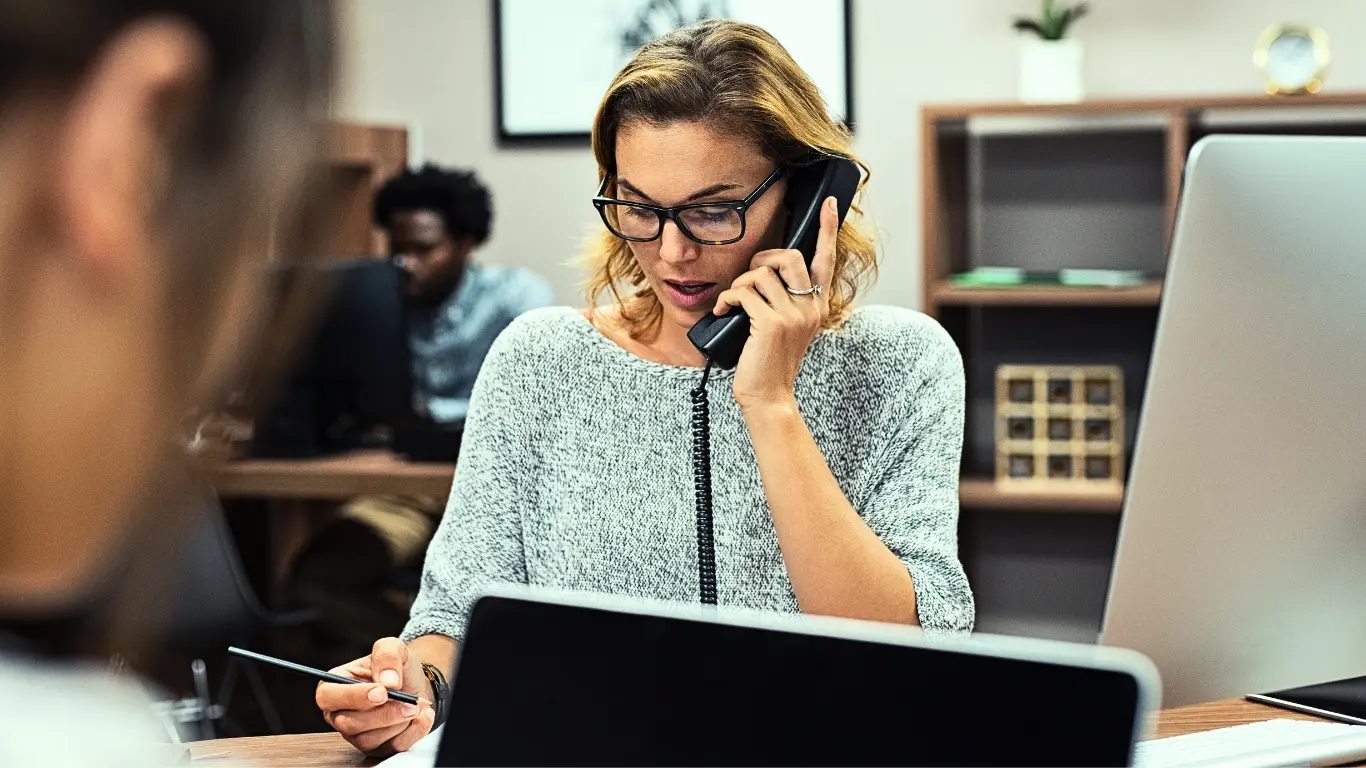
[54,18,208,290]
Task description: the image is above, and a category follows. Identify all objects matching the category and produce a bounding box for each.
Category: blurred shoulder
[474,265,552,299]
[0,654,170,764]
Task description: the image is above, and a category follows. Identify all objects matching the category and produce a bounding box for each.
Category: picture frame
[492,0,854,143]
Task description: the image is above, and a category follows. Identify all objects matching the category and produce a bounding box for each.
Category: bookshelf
[921,93,1366,641]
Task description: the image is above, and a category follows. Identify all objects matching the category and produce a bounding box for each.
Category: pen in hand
[227,646,424,706]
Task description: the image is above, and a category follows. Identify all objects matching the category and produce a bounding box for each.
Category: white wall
[338,0,1366,307]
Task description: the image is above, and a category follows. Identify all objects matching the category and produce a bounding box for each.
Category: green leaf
[1014,1,1088,39]
[1043,2,1087,39]
[1056,4,1090,38]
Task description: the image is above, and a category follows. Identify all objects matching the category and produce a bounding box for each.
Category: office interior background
[26,0,1366,761]
[339,0,1366,307]
[330,0,1366,644]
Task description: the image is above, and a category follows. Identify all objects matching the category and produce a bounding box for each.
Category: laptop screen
[438,596,1145,767]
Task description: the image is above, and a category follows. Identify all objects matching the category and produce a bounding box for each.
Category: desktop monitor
[1102,135,1366,707]
[438,588,1159,767]
[251,259,415,459]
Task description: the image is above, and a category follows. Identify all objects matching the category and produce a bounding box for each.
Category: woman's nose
[657,220,700,264]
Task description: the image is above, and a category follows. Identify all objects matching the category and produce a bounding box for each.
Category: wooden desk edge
[189,698,1324,766]
[189,731,373,766]
[204,454,455,501]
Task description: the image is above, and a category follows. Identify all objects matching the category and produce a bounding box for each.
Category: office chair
[156,470,319,740]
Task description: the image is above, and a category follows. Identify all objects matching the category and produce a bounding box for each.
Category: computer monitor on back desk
[251,259,461,462]
[1101,135,1366,709]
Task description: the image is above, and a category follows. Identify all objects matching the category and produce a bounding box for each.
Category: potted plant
[1013,0,1090,103]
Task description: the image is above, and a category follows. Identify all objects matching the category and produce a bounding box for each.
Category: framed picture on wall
[493,0,853,142]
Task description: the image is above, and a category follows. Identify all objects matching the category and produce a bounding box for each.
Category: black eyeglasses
[592,166,786,246]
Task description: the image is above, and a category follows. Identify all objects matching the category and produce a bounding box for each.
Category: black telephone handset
[686,158,862,369]
[684,158,861,607]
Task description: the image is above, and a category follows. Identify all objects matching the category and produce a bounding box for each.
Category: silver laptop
[1102,135,1366,708]
[439,586,1159,766]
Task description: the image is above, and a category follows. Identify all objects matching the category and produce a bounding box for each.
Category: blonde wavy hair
[583,19,877,338]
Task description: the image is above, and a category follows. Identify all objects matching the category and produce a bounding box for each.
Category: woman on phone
[318,19,973,757]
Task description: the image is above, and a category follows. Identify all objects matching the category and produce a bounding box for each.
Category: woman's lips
[662,280,720,310]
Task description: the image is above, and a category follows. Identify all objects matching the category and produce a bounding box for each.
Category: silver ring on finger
[785,283,822,297]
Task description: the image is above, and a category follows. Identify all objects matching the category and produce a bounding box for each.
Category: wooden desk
[187,698,1327,767]
[1153,697,1324,739]
[208,451,455,501]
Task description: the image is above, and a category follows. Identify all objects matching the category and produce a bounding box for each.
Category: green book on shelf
[1059,268,1146,287]
[950,267,1147,288]
[948,267,1046,287]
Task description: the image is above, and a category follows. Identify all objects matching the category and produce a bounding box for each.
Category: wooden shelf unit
[921,93,1366,514]
[922,93,1366,315]
[326,122,408,256]
[958,477,1123,514]
[923,95,1366,641]
[932,281,1163,308]
[920,91,1366,120]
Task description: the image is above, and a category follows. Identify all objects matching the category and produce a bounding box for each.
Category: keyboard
[1134,719,1366,768]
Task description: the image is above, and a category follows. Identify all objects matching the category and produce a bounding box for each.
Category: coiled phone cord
[690,359,718,605]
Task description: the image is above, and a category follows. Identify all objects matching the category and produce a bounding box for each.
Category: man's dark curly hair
[372,163,493,245]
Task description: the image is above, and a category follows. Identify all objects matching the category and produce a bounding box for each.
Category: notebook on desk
[431,587,1159,767]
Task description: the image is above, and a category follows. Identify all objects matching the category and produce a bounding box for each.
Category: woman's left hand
[713,195,838,413]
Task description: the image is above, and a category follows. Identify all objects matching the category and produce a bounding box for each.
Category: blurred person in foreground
[290,164,552,662]
[0,0,359,763]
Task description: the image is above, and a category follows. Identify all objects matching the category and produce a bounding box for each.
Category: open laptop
[1102,135,1366,710]
[434,588,1158,766]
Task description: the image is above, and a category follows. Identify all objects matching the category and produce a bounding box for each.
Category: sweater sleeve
[858,324,975,636]
[401,322,534,643]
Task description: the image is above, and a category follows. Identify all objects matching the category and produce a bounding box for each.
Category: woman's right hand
[315,637,436,756]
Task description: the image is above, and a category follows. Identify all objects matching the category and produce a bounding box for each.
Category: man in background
[291,164,552,660]
[384,164,553,424]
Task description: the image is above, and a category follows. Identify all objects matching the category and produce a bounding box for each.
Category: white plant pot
[1019,38,1085,104]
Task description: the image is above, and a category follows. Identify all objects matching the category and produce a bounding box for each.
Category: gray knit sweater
[401,305,974,641]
